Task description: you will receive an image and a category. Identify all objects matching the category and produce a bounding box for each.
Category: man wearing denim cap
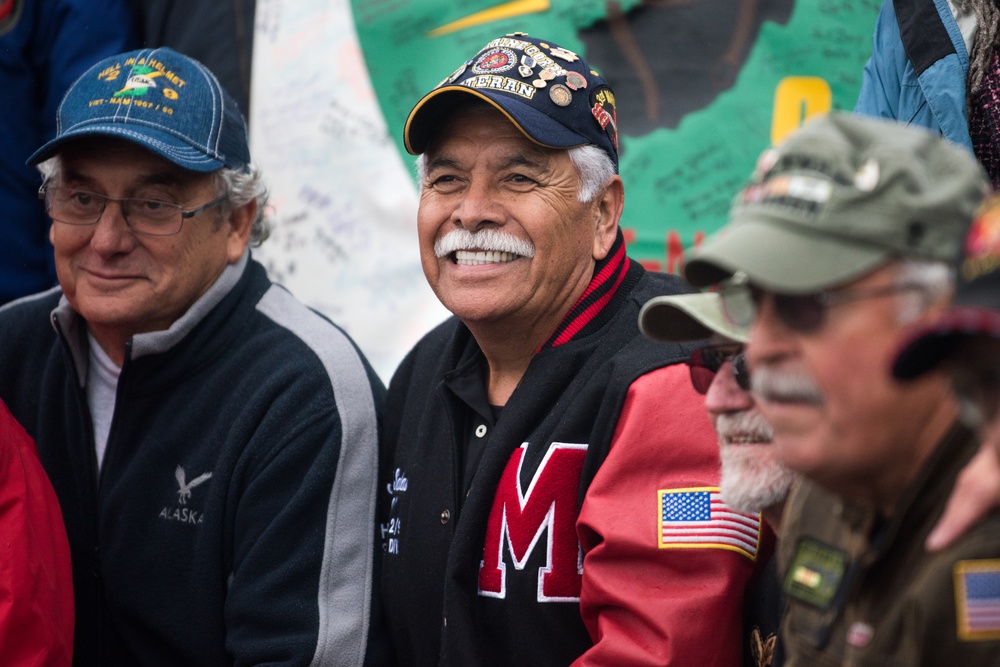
[379,32,757,666]
[683,111,1000,664]
[0,47,386,665]
[641,292,798,667]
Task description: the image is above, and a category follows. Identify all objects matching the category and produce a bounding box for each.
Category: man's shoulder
[600,269,700,373]
[0,287,63,345]
[924,509,1000,564]
[777,480,845,568]
[0,287,62,320]
[632,268,693,297]
[249,283,382,387]
[388,316,464,383]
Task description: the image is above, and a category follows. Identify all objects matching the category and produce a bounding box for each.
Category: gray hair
[567,145,617,203]
[213,164,271,247]
[36,155,271,246]
[415,143,615,204]
[893,258,954,324]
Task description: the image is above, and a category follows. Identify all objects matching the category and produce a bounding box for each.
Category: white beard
[716,410,797,514]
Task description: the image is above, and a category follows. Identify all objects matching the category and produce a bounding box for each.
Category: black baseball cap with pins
[403,33,619,170]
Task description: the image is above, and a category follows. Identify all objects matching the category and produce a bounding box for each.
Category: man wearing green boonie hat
[686,112,1000,664]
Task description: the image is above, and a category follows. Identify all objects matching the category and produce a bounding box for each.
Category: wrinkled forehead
[424,99,556,157]
[55,137,211,188]
[421,114,573,182]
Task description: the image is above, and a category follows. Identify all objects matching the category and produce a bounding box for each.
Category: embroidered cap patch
[955,559,1000,640]
[658,487,760,560]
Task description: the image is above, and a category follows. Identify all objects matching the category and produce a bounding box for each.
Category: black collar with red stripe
[538,228,641,351]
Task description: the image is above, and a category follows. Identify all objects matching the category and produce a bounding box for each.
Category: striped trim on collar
[539,229,633,350]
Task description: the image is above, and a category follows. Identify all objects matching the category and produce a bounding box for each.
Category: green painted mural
[352,0,882,271]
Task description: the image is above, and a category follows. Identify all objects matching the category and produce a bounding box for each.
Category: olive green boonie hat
[639,292,749,344]
[684,112,989,292]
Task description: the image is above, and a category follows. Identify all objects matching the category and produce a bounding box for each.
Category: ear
[592,175,624,261]
[225,199,256,263]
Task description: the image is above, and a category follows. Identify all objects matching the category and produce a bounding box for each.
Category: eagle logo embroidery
[175,465,213,505]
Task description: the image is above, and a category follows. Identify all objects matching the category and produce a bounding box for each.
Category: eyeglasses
[40,186,227,236]
[686,346,751,395]
[720,271,925,333]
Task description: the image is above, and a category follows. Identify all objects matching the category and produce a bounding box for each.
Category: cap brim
[684,215,892,292]
[639,292,749,343]
[404,86,592,155]
[27,123,225,172]
[892,307,1000,379]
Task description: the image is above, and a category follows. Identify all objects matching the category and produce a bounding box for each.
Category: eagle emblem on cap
[114,64,163,98]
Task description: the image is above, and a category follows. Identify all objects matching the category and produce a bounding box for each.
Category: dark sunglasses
[686,346,751,395]
[720,271,925,333]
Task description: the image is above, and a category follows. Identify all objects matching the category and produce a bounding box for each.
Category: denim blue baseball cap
[28,47,250,172]
[404,33,619,170]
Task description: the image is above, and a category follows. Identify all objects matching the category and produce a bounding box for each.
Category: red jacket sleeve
[575,364,759,666]
[0,400,74,666]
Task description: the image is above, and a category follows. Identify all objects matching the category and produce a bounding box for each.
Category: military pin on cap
[548,46,580,62]
[549,84,572,107]
[519,55,535,78]
[437,62,466,87]
[565,71,587,90]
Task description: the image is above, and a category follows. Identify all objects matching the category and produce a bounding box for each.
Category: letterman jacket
[854,0,973,151]
[0,252,385,666]
[379,235,761,666]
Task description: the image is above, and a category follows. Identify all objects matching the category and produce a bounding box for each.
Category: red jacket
[0,399,74,665]
[576,366,759,665]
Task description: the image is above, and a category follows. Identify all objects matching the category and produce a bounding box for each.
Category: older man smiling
[378,33,758,667]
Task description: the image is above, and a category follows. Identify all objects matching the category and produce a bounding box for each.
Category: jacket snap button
[475,424,487,438]
[440,509,451,524]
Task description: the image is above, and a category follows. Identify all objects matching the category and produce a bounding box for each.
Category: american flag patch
[658,487,760,560]
[955,560,1000,640]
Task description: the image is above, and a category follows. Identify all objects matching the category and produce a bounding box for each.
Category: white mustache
[752,365,825,406]
[716,409,774,445]
[434,229,535,259]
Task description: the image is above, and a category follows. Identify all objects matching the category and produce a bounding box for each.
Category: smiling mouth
[453,250,521,266]
[87,271,137,281]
